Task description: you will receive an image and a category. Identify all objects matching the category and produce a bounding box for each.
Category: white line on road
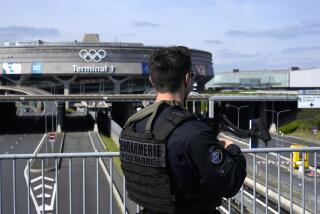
[34,184,53,191]
[36,193,51,198]
[89,131,125,213]
[31,176,54,183]
[24,134,46,214]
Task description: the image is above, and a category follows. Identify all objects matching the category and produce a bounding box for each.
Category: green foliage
[100,134,122,173]
[279,120,302,134]
[280,109,320,140]
[65,108,76,114]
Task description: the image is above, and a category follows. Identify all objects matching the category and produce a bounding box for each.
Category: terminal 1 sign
[72,64,115,73]
[72,49,115,73]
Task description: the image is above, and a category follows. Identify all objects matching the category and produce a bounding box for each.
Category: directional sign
[299,90,320,95]
[298,95,320,108]
[48,133,56,142]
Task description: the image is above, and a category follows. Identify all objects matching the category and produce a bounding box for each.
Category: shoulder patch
[209,147,223,165]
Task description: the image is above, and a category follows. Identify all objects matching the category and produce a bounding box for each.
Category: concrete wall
[110,120,122,147]
[0,103,16,132]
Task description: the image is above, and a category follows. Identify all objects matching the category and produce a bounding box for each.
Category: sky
[1,0,320,72]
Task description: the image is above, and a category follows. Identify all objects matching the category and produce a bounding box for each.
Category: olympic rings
[79,49,107,62]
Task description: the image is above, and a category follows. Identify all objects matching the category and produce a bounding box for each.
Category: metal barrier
[0,147,318,214]
[222,147,320,214]
[0,152,120,214]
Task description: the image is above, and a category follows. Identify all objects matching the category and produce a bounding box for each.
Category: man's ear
[185,72,192,85]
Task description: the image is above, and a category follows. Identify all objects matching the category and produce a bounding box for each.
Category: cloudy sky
[1,0,320,72]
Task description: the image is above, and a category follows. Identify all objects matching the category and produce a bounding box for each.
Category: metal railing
[222,147,320,214]
[0,147,318,214]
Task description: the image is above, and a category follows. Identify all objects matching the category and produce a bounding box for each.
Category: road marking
[31,176,54,183]
[34,184,53,191]
[15,141,19,145]
[10,145,14,150]
[36,193,51,198]
[89,131,125,213]
[24,134,47,214]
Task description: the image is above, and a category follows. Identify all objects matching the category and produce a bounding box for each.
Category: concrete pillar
[114,82,121,94]
[259,101,267,122]
[108,76,131,94]
[64,83,70,109]
[187,101,193,113]
[54,76,76,110]
[209,99,214,118]
[195,101,201,114]
[2,75,26,86]
[56,102,65,132]
[111,102,135,127]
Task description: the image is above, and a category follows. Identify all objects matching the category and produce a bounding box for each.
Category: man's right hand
[217,137,234,150]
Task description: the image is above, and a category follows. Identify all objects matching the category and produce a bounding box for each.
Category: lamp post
[226,104,249,128]
[265,109,291,145]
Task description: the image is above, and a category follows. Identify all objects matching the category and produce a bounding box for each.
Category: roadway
[222,133,320,213]
[0,133,44,213]
[55,132,121,214]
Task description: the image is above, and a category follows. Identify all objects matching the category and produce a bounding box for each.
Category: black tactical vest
[119,101,195,213]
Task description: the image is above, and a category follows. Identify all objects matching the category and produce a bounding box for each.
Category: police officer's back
[119,47,246,214]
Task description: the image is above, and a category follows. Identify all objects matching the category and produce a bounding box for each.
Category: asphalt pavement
[55,132,121,214]
[0,133,44,214]
[221,132,320,213]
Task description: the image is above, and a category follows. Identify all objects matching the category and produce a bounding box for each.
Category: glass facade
[206,70,289,89]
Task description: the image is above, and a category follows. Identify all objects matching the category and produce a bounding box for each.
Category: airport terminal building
[206,67,320,90]
[0,34,213,95]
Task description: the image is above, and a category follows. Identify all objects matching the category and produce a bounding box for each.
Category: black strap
[153,107,196,141]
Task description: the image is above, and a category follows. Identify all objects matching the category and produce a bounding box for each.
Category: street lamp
[226,104,249,128]
[265,109,291,133]
[265,108,291,145]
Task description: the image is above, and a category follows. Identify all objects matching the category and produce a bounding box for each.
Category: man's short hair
[149,46,191,93]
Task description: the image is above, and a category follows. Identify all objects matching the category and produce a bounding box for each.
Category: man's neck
[155,92,184,104]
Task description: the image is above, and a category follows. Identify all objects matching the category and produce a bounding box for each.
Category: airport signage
[31,62,42,74]
[2,63,21,74]
[72,64,115,73]
[298,95,320,108]
[142,62,149,75]
[299,90,320,95]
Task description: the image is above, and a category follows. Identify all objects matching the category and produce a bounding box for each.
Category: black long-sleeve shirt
[135,107,247,213]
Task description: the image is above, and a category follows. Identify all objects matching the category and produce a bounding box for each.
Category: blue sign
[142,63,150,75]
[31,62,42,74]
